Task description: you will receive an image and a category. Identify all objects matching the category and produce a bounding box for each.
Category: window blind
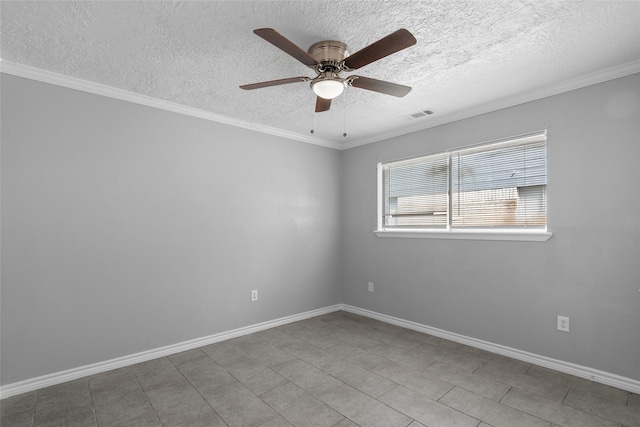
[380,132,547,230]
[382,154,448,227]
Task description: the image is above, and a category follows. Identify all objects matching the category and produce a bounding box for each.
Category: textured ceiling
[2,1,640,146]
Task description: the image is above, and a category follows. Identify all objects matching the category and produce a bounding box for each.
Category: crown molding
[2,59,639,151]
[0,60,343,150]
[341,59,640,150]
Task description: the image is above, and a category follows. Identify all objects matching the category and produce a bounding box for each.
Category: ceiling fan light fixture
[311,79,345,99]
[241,28,417,111]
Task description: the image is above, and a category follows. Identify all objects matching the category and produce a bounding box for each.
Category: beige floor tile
[299,330,346,350]
[373,360,453,400]
[201,341,258,368]
[501,388,620,427]
[272,359,343,396]
[563,388,640,426]
[167,348,208,366]
[34,379,93,421]
[362,328,423,351]
[474,355,531,375]
[413,344,485,372]
[380,385,479,427]
[525,365,630,405]
[424,361,511,401]
[276,341,339,368]
[322,359,397,398]
[399,330,463,350]
[93,390,158,427]
[131,357,174,374]
[199,380,278,427]
[330,328,384,350]
[238,341,299,367]
[318,383,412,427]
[33,405,97,427]
[226,331,268,349]
[440,386,550,427]
[88,367,137,390]
[91,377,146,408]
[260,382,345,427]
[332,418,360,427]
[368,342,436,371]
[145,380,227,427]
[226,362,289,395]
[134,364,185,392]
[1,409,34,427]
[326,342,389,370]
[0,391,36,418]
[259,416,295,426]
[459,346,525,366]
[474,363,569,402]
[176,355,236,394]
[257,328,305,347]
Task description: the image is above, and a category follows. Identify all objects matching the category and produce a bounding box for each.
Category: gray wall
[341,73,640,381]
[1,74,342,385]
[2,72,639,387]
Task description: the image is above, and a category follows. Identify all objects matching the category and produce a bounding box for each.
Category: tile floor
[1,311,639,427]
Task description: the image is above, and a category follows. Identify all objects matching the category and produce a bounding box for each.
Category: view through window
[379,132,547,232]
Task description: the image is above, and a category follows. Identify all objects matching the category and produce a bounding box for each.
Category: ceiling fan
[240,28,417,112]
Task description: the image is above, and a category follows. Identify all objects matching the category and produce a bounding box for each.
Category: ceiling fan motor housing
[307,40,348,71]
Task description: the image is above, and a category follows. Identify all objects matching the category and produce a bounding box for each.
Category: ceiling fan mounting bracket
[345,75,359,86]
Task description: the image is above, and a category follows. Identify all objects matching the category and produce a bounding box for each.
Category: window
[376,132,551,241]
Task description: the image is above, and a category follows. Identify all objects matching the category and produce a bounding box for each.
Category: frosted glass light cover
[312,79,345,99]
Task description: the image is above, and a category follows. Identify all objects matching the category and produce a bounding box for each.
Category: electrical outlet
[251,290,258,302]
[368,282,374,292]
[557,315,570,332]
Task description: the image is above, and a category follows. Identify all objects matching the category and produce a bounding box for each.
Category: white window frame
[375,132,552,242]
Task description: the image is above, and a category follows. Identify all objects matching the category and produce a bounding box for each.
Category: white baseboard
[342,305,640,395]
[3,303,638,399]
[0,304,342,399]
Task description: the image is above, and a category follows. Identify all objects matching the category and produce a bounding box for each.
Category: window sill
[374,229,552,242]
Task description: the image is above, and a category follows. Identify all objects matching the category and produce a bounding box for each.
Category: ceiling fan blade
[254,28,319,67]
[349,76,412,97]
[240,77,310,90]
[343,29,416,70]
[315,96,331,112]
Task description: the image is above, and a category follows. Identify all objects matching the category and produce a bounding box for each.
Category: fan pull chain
[342,90,347,138]
[310,91,316,135]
